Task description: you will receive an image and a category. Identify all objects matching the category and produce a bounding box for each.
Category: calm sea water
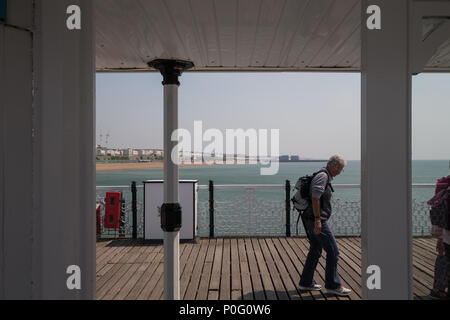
[96,160,449,203]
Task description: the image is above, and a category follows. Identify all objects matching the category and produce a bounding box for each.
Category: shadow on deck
[96,237,436,300]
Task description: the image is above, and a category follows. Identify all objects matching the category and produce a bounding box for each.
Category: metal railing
[198,182,434,237]
[96,182,435,239]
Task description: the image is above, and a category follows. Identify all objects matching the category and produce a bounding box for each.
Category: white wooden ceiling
[95,0,450,72]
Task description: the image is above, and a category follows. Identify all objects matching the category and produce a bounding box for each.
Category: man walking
[298,155,352,296]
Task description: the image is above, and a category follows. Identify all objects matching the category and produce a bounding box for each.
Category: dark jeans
[299,219,341,290]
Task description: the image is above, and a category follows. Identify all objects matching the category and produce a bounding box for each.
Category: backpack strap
[313,169,334,193]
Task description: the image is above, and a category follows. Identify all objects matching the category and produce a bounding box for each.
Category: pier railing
[198,183,433,237]
[95,182,434,239]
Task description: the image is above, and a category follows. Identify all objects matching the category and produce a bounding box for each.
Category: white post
[0,0,34,299]
[163,84,180,300]
[1,0,95,299]
[148,59,193,300]
[361,0,412,299]
[33,0,96,299]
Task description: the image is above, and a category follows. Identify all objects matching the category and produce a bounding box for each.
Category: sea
[96,160,449,202]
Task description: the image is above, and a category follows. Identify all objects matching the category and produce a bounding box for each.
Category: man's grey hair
[328,154,347,167]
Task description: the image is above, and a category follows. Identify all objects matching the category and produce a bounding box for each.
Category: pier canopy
[3,0,450,301]
[92,0,450,301]
[95,0,450,73]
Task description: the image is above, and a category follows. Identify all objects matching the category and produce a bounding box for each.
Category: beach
[96,161,232,171]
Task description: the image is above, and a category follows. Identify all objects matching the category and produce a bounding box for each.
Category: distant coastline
[96,161,258,171]
[279,159,327,162]
[97,161,215,171]
[96,159,329,171]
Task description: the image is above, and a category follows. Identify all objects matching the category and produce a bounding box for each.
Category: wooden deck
[96,237,437,300]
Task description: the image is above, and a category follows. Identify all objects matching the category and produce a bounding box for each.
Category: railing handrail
[96,185,144,190]
[198,183,435,189]
[410,183,436,188]
[96,183,435,190]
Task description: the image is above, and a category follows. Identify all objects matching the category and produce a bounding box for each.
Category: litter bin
[143,180,198,241]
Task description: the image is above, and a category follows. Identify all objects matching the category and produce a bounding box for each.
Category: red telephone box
[104,192,121,229]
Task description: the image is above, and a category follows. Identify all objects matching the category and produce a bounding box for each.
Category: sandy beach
[96,161,229,171]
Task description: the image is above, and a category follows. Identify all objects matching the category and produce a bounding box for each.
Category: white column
[1,0,95,299]
[149,59,193,301]
[33,0,95,299]
[361,0,412,299]
[163,84,180,300]
[0,0,34,299]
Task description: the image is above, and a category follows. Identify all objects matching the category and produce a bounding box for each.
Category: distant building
[95,145,166,161]
[291,155,300,161]
[138,149,154,157]
[106,149,121,156]
[279,155,289,162]
[122,148,139,157]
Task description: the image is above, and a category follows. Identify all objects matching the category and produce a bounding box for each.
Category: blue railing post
[209,180,214,238]
[285,180,291,237]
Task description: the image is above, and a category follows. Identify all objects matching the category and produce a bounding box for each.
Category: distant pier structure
[278,155,326,162]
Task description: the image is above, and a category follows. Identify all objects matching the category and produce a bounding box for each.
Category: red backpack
[435,176,450,195]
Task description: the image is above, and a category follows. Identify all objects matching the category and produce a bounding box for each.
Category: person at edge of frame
[428,161,450,300]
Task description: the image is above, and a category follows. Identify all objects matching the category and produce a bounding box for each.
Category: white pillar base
[164,231,180,300]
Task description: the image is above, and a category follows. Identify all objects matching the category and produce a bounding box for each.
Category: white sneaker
[326,286,351,296]
[298,284,322,291]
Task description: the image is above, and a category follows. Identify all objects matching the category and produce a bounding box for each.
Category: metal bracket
[160,203,182,232]
[148,59,194,86]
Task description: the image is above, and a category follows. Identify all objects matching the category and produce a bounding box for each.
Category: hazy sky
[96,72,450,160]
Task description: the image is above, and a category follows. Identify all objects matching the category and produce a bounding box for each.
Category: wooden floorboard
[265,238,301,300]
[251,238,277,300]
[184,239,209,300]
[96,237,438,300]
[244,238,266,300]
[180,240,202,299]
[271,238,306,300]
[125,245,163,300]
[209,238,223,299]
[219,239,231,300]
[237,238,254,300]
[230,239,242,300]
[196,239,216,300]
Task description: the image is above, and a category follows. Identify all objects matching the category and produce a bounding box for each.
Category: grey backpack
[291,170,328,212]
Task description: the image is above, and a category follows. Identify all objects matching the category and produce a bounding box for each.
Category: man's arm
[311,198,321,219]
[310,172,327,235]
[311,197,321,235]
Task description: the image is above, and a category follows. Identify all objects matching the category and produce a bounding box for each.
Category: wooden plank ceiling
[95,0,450,72]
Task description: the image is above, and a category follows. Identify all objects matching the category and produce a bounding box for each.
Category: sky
[96,72,450,160]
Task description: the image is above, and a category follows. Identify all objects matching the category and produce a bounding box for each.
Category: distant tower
[105,132,110,148]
